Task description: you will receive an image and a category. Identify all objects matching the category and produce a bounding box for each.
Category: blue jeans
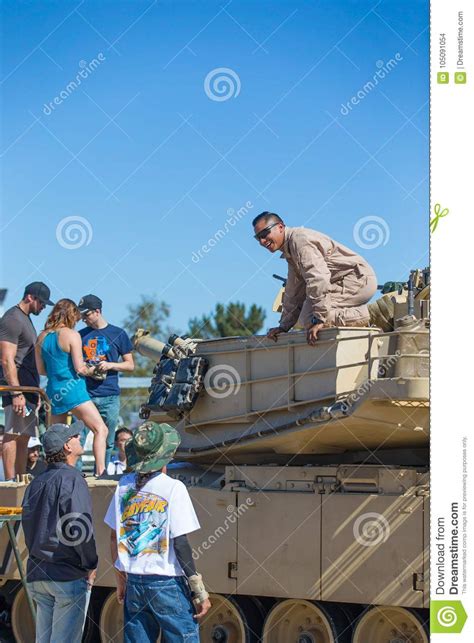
[124,574,199,643]
[79,395,120,468]
[28,578,91,643]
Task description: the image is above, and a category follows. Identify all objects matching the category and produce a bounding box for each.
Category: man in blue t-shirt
[78,294,134,466]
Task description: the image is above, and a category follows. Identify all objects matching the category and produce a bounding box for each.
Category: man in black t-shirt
[0,282,53,480]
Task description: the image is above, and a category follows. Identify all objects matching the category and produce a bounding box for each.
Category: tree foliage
[122,296,172,376]
[188,302,266,339]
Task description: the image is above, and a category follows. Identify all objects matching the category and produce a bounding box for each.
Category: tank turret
[134,270,429,466]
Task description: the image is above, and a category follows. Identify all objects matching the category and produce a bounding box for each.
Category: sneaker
[94,472,109,480]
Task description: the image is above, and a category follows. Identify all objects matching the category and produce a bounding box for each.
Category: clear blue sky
[1,0,429,335]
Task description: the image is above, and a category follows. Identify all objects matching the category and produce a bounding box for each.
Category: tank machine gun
[369,267,430,331]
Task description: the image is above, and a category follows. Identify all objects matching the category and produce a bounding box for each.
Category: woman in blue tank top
[35,299,107,475]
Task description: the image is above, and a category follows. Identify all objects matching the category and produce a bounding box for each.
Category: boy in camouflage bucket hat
[105,421,211,641]
[125,421,181,473]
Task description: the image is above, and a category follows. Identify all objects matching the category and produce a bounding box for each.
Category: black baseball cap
[78,294,102,313]
[42,422,85,456]
[24,282,54,305]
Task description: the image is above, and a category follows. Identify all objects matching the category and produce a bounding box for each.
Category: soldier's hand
[194,597,212,619]
[267,327,284,342]
[307,323,324,346]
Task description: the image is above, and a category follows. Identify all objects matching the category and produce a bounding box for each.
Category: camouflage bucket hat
[125,422,181,474]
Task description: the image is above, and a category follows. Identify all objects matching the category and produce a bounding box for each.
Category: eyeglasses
[254,222,279,241]
[81,311,93,319]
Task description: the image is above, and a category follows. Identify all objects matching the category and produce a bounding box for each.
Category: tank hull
[0,465,428,609]
[0,464,429,641]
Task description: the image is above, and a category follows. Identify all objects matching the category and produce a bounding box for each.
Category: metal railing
[0,386,47,626]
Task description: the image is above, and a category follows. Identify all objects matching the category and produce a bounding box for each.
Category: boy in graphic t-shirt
[78,294,134,467]
[104,422,211,642]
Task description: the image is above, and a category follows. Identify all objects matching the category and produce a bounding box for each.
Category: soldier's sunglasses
[254,222,279,241]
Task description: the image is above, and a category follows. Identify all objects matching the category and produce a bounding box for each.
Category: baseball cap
[28,437,42,449]
[42,422,85,456]
[78,294,102,313]
[24,282,54,305]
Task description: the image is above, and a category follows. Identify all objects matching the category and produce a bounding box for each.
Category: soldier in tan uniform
[253,212,377,345]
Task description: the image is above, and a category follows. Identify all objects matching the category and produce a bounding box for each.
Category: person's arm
[0,341,20,386]
[96,352,134,374]
[169,482,211,619]
[105,490,126,603]
[294,243,332,344]
[110,529,126,603]
[0,340,27,416]
[278,262,306,332]
[173,534,197,577]
[96,331,135,374]
[173,534,211,619]
[20,484,33,547]
[68,331,95,377]
[296,242,332,323]
[35,333,47,376]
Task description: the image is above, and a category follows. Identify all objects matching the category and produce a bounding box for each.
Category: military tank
[0,270,430,643]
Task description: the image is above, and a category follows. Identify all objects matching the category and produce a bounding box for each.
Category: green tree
[188,302,266,339]
[123,296,172,376]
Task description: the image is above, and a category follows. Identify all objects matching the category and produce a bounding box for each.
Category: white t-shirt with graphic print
[104,472,200,576]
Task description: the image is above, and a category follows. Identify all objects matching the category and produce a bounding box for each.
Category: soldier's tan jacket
[279,226,375,330]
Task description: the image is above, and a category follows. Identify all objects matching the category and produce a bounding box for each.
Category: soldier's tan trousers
[297,271,378,329]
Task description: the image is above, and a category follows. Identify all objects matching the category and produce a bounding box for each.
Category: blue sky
[1,0,429,334]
